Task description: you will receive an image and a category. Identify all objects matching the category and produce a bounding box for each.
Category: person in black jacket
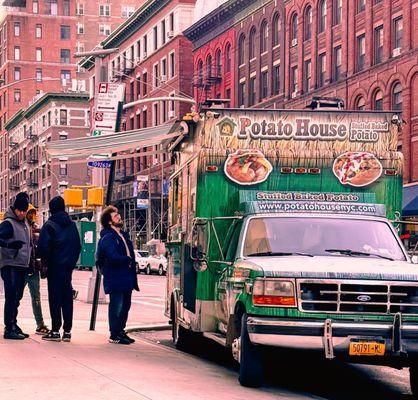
[37,196,81,342]
[96,206,139,345]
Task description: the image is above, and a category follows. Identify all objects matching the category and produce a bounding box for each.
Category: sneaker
[35,325,51,335]
[109,335,131,345]
[122,331,135,343]
[15,326,29,338]
[4,330,26,340]
[62,332,71,342]
[42,331,61,342]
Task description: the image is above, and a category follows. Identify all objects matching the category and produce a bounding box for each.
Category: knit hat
[49,196,65,215]
[13,192,29,212]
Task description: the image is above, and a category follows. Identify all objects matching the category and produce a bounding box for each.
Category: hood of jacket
[4,207,22,223]
[49,211,73,227]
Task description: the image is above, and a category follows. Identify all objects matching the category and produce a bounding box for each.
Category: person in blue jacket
[96,205,139,345]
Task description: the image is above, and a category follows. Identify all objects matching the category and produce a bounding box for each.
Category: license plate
[349,341,385,356]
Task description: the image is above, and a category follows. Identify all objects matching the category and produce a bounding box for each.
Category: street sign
[93,111,118,131]
[87,160,113,169]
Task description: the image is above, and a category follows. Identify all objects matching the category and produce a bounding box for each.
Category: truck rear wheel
[410,364,418,398]
[238,314,264,388]
[172,298,190,350]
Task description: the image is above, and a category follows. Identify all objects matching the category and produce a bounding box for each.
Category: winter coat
[96,227,139,294]
[37,211,81,272]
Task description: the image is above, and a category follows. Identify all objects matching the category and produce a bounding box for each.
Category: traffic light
[64,188,83,207]
[87,187,104,207]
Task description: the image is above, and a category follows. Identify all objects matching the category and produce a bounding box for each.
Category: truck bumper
[247,315,418,364]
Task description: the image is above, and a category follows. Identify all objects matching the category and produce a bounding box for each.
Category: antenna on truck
[307,97,345,110]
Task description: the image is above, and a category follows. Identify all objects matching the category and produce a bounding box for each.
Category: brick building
[80,0,196,243]
[6,92,90,221]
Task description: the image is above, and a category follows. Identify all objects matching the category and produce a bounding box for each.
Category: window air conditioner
[392,47,401,57]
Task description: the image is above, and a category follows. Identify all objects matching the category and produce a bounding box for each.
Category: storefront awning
[45,123,181,159]
[403,184,418,217]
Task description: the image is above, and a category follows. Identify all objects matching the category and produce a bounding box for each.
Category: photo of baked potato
[333,151,383,187]
[224,149,273,185]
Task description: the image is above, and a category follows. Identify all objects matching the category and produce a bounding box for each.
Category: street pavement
[0,270,415,399]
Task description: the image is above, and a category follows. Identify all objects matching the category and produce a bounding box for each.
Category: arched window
[260,20,268,53]
[373,90,383,110]
[318,0,327,33]
[356,96,365,111]
[291,13,298,44]
[392,82,402,111]
[238,34,245,65]
[249,27,256,59]
[304,6,312,41]
[197,59,203,85]
[272,13,281,47]
[225,43,231,73]
[206,54,212,78]
[215,49,222,76]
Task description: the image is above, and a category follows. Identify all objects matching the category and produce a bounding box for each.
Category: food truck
[165,108,418,392]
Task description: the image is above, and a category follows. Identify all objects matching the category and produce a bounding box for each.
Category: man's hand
[7,240,25,250]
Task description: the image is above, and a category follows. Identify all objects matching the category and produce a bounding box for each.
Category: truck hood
[242,256,418,281]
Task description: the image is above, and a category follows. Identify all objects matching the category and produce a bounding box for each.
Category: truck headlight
[253,279,296,307]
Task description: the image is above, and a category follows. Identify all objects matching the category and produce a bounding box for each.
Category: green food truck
[165,108,418,392]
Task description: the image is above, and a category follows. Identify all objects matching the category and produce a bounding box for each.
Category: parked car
[134,250,149,274]
[145,254,167,275]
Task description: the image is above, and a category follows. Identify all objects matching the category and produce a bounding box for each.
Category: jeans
[47,269,73,332]
[108,290,132,336]
[25,272,45,328]
[0,266,27,331]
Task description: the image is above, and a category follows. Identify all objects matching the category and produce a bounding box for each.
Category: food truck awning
[403,184,418,217]
[45,123,181,159]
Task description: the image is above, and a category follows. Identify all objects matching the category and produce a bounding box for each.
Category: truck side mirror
[191,221,208,263]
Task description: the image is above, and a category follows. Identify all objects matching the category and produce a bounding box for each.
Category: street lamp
[0,76,61,91]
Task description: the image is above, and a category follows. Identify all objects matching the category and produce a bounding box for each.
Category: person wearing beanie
[0,192,32,340]
[37,196,81,342]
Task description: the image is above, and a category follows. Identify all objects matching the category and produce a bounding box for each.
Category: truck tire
[172,301,189,350]
[238,314,264,388]
[410,364,418,398]
[146,265,151,275]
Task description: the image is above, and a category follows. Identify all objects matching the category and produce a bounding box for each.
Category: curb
[125,323,171,333]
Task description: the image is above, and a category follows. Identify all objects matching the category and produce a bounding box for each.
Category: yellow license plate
[349,341,385,356]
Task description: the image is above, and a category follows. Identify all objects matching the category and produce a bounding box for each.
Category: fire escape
[193,64,222,109]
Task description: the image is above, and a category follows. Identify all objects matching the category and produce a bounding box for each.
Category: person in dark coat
[37,196,81,342]
[0,192,32,340]
[96,206,139,345]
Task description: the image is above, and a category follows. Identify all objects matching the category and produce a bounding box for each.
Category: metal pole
[160,144,164,239]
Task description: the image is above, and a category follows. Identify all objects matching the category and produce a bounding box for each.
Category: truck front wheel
[410,364,418,398]
[238,314,264,388]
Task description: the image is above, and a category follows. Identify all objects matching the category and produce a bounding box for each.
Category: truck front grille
[297,279,418,315]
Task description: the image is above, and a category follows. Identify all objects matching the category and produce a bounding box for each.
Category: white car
[134,250,149,274]
[145,254,167,275]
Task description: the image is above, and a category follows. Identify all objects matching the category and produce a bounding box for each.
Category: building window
[76,3,84,15]
[60,109,68,125]
[153,26,158,51]
[206,55,212,78]
[36,68,42,82]
[169,12,174,31]
[153,63,159,88]
[14,46,20,60]
[291,14,298,45]
[14,22,20,37]
[333,0,342,25]
[249,77,256,106]
[249,27,256,59]
[290,66,298,95]
[161,58,167,78]
[61,25,70,40]
[59,164,67,176]
[33,0,38,13]
[304,6,312,41]
[273,64,280,94]
[169,52,175,78]
[318,0,327,33]
[60,70,71,85]
[36,48,42,61]
[374,90,383,110]
[260,21,268,53]
[239,82,246,105]
[374,25,383,64]
[357,0,366,13]
[272,13,281,47]
[36,24,42,38]
[99,4,110,16]
[14,90,21,103]
[77,23,84,35]
[122,5,135,18]
[47,0,58,15]
[99,24,111,36]
[60,49,70,63]
[153,103,159,126]
[261,71,268,99]
[215,49,222,76]
[334,46,341,81]
[14,67,21,81]
[356,96,365,110]
[393,17,403,51]
[143,72,148,95]
[317,53,326,87]
[225,43,231,72]
[392,83,402,111]
[357,35,365,71]
[143,35,148,55]
[161,19,166,44]
[304,60,311,93]
[63,0,70,16]
[238,34,245,65]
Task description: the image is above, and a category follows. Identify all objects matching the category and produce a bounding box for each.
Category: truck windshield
[243,217,406,261]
